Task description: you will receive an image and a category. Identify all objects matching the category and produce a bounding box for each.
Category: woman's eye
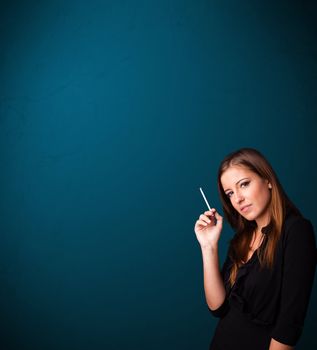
[226,191,233,198]
[241,181,250,188]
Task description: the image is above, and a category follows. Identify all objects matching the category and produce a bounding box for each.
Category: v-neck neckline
[242,249,258,265]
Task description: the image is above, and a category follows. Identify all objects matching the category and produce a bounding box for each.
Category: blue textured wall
[0,1,316,349]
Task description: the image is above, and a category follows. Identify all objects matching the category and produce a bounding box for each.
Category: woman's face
[220,165,272,228]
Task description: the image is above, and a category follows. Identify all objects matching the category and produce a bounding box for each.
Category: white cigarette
[199,187,212,211]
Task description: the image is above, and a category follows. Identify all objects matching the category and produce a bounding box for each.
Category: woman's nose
[234,191,244,204]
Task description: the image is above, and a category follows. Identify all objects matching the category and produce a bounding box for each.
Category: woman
[194,148,316,350]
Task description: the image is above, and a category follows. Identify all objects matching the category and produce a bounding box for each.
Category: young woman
[194,148,316,350]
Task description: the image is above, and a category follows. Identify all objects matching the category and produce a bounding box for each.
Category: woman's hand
[194,209,223,249]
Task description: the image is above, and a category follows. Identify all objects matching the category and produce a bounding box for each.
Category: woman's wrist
[201,243,218,253]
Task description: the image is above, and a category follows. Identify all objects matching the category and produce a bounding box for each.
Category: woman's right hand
[194,209,223,249]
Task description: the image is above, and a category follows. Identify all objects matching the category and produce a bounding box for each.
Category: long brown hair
[217,148,301,287]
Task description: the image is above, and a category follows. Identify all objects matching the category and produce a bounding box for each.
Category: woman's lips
[241,204,252,212]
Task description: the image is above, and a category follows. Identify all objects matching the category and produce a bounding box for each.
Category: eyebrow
[224,178,250,192]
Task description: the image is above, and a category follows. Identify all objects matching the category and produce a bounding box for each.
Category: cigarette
[199,187,212,211]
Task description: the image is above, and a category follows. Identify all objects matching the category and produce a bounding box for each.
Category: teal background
[0,1,316,349]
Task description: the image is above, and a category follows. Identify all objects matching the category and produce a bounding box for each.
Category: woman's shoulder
[283,212,313,231]
[280,212,317,266]
[282,212,316,246]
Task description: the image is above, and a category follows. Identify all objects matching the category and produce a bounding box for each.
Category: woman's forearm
[201,245,226,310]
[268,338,294,350]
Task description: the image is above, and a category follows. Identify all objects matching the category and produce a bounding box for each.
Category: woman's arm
[194,209,227,312]
[201,245,226,310]
[269,338,293,350]
[270,217,316,346]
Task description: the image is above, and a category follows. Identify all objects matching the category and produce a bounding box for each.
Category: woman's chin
[240,212,256,221]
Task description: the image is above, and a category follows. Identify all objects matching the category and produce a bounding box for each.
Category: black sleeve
[208,253,232,318]
[270,218,317,346]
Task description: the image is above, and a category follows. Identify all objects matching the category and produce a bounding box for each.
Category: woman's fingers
[196,209,222,230]
[196,219,208,227]
[204,209,217,216]
[204,208,222,220]
[204,209,223,226]
[199,214,212,224]
[213,210,223,229]
[214,210,222,220]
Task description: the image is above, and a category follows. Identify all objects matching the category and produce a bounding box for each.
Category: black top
[209,212,317,346]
